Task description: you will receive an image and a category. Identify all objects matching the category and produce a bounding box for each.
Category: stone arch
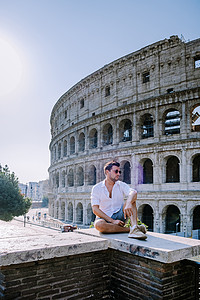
[191,103,200,132]
[78,132,85,152]
[193,205,200,230]
[192,154,200,182]
[105,85,110,97]
[70,136,75,154]
[77,166,84,186]
[102,123,113,146]
[141,114,154,139]
[68,202,73,222]
[63,140,67,157]
[166,156,180,183]
[61,170,66,187]
[120,160,131,184]
[119,119,132,142]
[164,109,180,135]
[58,143,61,159]
[61,201,65,220]
[162,205,180,234]
[143,159,153,184]
[87,203,95,225]
[56,172,59,188]
[138,204,154,232]
[89,128,98,149]
[76,202,83,224]
[88,165,96,185]
[68,169,74,187]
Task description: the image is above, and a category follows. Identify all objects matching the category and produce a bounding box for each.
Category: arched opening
[119,119,132,142]
[191,104,200,132]
[105,86,110,97]
[103,124,113,146]
[193,206,200,230]
[88,165,96,185]
[77,166,84,186]
[61,202,65,220]
[80,98,84,109]
[89,128,98,149]
[68,202,73,222]
[164,110,180,135]
[68,169,74,187]
[62,171,65,187]
[166,156,180,183]
[70,136,75,154]
[192,154,200,182]
[58,144,61,159]
[56,173,59,188]
[143,159,153,184]
[63,140,67,157]
[142,205,154,232]
[76,202,83,224]
[165,205,180,234]
[123,161,131,184]
[141,114,154,139]
[78,132,85,152]
[87,203,96,225]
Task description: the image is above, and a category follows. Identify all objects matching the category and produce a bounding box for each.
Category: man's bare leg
[124,192,147,240]
[95,219,129,234]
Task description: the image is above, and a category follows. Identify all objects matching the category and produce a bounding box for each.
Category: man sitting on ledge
[91,160,147,240]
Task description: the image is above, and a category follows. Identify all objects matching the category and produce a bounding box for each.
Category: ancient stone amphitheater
[48,35,200,236]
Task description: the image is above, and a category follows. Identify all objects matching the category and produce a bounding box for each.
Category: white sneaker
[138,224,147,234]
[128,225,147,240]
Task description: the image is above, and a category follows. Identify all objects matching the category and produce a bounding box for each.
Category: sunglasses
[113,170,121,174]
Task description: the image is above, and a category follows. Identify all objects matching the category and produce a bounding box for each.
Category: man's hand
[111,219,125,227]
[124,204,134,219]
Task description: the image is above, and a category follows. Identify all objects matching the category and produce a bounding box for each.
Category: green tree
[0,164,32,221]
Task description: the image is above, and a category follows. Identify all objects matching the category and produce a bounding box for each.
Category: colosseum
[48,35,200,237]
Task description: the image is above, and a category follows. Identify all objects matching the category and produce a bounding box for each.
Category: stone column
[65,200,68,221]
[131,153,137,189]
[58,200,62,220]
[180,147,187,184]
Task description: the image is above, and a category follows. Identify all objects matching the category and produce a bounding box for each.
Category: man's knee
[94,220,108,233]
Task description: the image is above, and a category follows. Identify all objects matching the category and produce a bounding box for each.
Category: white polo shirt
[91,180,136,217]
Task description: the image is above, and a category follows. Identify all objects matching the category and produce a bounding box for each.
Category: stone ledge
[0,220,108,266]
[77,228,200,263]
[1,220,200,266]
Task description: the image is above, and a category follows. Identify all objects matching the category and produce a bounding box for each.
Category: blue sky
[0,0,199,183]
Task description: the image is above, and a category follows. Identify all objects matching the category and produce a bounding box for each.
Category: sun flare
[0,38,23,96]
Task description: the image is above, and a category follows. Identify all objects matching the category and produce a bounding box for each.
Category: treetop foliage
[0,164,32,221]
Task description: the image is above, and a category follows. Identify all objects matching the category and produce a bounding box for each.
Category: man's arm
[92,205,125,226]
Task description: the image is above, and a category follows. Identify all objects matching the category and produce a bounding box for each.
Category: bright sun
[0,38,23,96]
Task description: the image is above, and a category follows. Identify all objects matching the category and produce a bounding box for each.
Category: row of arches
[51,105,200,161]
[52,202,95,226]
[50,200,200,234]
[51,154,200,189]
[139,204,200,234]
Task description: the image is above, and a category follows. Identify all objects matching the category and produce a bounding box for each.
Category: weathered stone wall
[0,249,195,300]
[48,36,200,234]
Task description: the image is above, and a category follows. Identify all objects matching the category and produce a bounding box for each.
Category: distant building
[19,180,49,203]
[48,36,200,236]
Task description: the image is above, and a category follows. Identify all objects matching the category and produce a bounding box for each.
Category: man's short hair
[104,160,120,174]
